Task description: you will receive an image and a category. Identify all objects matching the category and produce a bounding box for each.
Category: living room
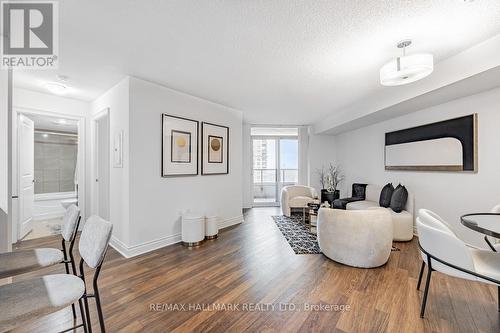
[1,1,500,332]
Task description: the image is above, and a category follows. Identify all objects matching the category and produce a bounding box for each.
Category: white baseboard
[110,233,181,259]
[109,214,244,259]
[219,214,244,229]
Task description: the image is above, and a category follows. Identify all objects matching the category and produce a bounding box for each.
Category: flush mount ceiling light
[45,82,67,94]
[44,74,69,95]
[380,40,434,86]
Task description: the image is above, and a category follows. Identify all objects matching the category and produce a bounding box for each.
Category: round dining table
[461,213,500,250]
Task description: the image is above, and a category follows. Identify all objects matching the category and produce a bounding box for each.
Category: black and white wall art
[385,114,477,172]
[162,114,198,176]
[201,122,229,175]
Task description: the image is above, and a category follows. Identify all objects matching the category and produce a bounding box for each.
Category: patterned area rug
[272,215,321,254]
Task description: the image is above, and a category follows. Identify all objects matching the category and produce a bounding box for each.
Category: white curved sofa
[346,184,414,241]
[281,185,317,217]
[317,208,393,268]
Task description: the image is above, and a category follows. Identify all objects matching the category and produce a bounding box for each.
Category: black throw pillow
[352,183,367,199]
[390,184,408,213]
[379,183,394,208]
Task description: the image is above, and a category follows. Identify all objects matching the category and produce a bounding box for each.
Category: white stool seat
[205,215,219,239]
[182,214,205,246]
[0,248,63,280]
[0,274,85,332]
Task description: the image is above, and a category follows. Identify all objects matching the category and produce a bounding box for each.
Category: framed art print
[201,122,229,175]
[162,114,198,176]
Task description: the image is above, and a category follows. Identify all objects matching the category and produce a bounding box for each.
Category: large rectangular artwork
[162,114,198,176]
[201,122,229,175]
[384,114,477,172]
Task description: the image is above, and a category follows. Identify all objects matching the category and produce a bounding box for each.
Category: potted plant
[316,163,343,205]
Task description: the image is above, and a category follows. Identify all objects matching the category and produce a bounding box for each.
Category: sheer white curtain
[298,126,309,186]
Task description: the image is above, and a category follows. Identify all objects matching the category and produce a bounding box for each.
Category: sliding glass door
[252,133,298,206]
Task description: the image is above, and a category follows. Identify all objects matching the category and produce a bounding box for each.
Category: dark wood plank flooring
[7,208,500,332]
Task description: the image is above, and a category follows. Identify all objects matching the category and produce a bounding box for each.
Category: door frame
[251,135,299,207]
[12,107,87,243]
[91,108,110,218]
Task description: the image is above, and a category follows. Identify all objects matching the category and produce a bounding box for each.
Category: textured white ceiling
[12,0,500,125]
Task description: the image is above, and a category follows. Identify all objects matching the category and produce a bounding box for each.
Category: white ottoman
[205,215,219,240]
[182,214,205,247]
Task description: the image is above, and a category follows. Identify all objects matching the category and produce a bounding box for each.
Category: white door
[93,114,110,220]
[18,115,34,238]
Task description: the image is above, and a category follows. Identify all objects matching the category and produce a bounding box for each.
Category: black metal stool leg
[78,298,88,333]
[420,256,433,318]
[94,288,106,333]
[417,261,425,290]
[93,265,106,332]
[62,240,77,319]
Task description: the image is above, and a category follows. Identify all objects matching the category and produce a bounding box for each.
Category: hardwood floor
[8,207,500,332]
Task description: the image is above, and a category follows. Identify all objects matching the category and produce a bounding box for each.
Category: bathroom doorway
[13,111,85,241]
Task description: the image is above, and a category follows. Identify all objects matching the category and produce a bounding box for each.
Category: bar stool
[0,215,113,333]
[0,204,81,318]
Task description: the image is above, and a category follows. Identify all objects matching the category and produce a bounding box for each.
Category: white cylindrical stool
[182,214,205,247]
[205,215,219,240]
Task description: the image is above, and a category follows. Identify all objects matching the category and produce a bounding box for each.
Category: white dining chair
[416,209,500,318]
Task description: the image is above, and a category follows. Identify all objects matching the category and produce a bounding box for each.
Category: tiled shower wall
[34,131,77,194]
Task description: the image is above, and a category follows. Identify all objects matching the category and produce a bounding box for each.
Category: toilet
[61,198,78,209]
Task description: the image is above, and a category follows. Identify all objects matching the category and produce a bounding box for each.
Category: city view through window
[251,128,298,205]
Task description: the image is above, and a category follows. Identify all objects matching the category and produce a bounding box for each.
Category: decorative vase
[321,189,340,206]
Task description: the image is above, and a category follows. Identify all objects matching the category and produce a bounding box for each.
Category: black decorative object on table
[379,183,394,208]
[321,189,339,206]
[390,184,408,213]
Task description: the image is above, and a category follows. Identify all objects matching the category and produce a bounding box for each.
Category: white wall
[307,132,337,195]
[12,88,91,224]
[91,78,130,246]
[127,77,243,251]
[335,86,500,246]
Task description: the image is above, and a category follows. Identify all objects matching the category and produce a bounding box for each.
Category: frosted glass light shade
[380,53,434,86]
[45,82,67,95]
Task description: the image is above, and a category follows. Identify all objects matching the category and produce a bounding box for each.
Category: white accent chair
[281,185,318,217]
[317,208,393,268]
[346,184,414,241]
[416,209,500,318]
